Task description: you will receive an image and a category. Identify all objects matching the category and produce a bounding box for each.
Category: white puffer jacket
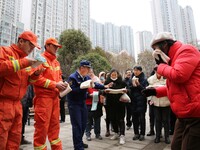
[147,74,170,107]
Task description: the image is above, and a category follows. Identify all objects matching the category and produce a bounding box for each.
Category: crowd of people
[0,30,200,150]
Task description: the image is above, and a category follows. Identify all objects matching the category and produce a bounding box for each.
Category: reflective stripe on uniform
[43,62,49,67]
[55,66,60,71]
[48,66,60,71]
[34,143,47,150]
[50,138,61,145]
[25,66,31,72]
[11,59,20,72]
[29,78,37,83]
[44,79,50,88]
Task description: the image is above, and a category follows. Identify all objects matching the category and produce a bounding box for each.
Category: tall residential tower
[151,0,197,45]
[30,0,90,48]
[0,0,24,46]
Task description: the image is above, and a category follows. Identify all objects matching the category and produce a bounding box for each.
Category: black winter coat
[129,72,148,113]
[104,76,127,120]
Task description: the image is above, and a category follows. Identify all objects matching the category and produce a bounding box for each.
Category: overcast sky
[22,0,200,39]
[90,0,200,38]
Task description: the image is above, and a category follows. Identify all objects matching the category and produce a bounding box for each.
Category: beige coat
[147,74,170,107]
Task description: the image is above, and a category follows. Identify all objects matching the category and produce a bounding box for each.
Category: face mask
[100,76,105,81]
[111,77,117,81]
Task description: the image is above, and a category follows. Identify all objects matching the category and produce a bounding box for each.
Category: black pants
[170,108,176,134]
[125,103,132,127]
[21,101,29,138]
[171,118,200,150]
[60,98,66,122]
[154,106,170,138]
[132,112,146,135]
[148,104,155,132]
[109,102,125,136]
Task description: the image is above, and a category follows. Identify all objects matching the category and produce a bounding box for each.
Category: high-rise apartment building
[104,22,115,52]
[31,0,67,48]
[0,0,24,46]
[182,6,197,45]
[73,0,90,37]
[90,19,104,49]
[134,31,152,62]
[90,20,134,57]
[120,26,134,56]
[30,0,90,48]
[151,0,197,45]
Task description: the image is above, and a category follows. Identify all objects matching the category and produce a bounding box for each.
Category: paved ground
[20,111,172,150]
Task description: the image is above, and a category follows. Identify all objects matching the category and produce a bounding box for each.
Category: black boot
[165,137,171,144]
[83,143,88,148]
[147,130,155,136]
[154,137,160,143]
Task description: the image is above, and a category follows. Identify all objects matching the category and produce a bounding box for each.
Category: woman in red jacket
[143,32,200,150]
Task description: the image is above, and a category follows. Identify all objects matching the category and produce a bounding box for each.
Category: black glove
[142,87,156,97]
[155,54,166,65]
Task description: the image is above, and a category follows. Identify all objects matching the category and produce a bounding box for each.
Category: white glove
[152,49,170,64]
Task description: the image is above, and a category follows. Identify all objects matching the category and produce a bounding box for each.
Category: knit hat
[150,32,175,48]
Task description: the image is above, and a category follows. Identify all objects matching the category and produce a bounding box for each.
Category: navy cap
[80,60,91,68]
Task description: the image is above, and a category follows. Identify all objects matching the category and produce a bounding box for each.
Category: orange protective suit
[0,44,38,150]
[32,51,62,150]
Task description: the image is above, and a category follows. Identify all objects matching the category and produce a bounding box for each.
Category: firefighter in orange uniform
[0,31,41,150]
[32,38,68,150]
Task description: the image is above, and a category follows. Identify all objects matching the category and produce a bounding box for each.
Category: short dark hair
[133,66,142,71]
[125,68,132,73]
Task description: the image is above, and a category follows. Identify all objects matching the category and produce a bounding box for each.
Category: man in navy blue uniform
[67,60,110,150]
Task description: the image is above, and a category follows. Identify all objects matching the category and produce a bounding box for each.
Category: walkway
[20,113,172,150]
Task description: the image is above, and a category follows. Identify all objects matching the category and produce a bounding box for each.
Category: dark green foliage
[70,53,112,76]
[57,29,92,77]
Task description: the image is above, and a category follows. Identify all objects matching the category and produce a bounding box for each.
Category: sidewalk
[20,112,172,150]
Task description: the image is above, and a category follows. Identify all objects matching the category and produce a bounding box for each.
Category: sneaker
[20,138,32,145]
[96,135,103,140]
[132,134,140,140]
[119,135,125,145]
[83,143,88,148]
[110,133,119,140]
[86,136,91,141]
[139,135,145,141]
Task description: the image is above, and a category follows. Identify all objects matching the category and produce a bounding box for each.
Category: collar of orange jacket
[43,51,56,61]
[11,44,28,58]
